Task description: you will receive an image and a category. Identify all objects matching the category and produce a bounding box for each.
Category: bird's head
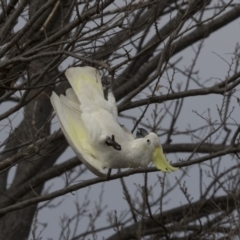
[136,129,178,173]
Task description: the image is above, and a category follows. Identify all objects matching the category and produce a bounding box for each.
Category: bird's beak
[152,147,178,173]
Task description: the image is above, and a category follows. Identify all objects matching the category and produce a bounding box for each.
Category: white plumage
[51,66,178,177]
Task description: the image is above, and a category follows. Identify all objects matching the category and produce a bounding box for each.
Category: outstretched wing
[50,91,106,177]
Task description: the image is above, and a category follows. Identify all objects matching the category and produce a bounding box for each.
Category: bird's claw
[105,135,121,151]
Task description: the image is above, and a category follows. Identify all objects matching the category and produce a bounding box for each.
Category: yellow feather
[51,92,106,177]
[152,147,178,173]
[62,100,93,156]
[65,66,104,98]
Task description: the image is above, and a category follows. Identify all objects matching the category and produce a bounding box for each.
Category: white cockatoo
[50,66,178,177]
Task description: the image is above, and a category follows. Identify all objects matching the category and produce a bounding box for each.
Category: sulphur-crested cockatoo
[50,66,178,177]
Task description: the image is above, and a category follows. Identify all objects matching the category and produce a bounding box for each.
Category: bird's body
[51,66,178,177]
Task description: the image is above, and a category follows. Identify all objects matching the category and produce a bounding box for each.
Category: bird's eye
[147,139,151,144]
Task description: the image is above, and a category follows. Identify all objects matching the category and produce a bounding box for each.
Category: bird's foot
[105,135,121,151]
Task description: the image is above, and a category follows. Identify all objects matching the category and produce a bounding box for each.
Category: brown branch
[106,193,238,240]
[0,143,239,216]
[115,4,240,101]
[0,156,80,207]
[119,77,239,111]
[0,0,29,43]
[0,0,57,58]
[0,131,64,173]
[0,0,19,25]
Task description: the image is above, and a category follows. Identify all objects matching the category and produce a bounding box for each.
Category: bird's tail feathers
[65,66,104,101]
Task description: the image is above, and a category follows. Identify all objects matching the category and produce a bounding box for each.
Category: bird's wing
[50,91,106,177]
[106,87,118,119]
[65,67,105,110]
[65,66,118,117]
[65,66,103,97]
[65,88,79,104]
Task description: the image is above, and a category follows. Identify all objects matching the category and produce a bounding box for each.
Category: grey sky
[1,1,239,239]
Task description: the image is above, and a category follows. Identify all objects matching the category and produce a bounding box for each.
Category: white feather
[51,66,178,177]
[51,92,106,177]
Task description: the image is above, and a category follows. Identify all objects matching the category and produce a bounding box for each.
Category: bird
[50,66,178,177]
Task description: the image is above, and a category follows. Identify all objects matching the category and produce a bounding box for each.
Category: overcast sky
[1,1,240,239]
